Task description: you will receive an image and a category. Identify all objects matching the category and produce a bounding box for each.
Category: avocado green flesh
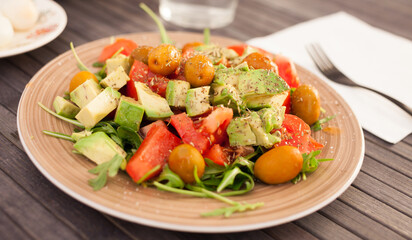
[53,96,80,119]
[74,132,126,166]
[211,83,244,112]
[166,80,190,108]
[258,106,286,133]
[134,82,173,120]
[226,117,257,146]
[75,87,121,129]
[248,112,280,148]
[100,66,129,90]
[185,86,211,117]
[114,96,145,131]
[106,54,131,75]
[70,79,102,109]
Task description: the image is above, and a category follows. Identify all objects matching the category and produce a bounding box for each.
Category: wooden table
[1,0,411,239]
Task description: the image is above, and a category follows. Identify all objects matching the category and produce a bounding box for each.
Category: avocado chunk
[100,66,129,90]
[70,79,102,109]
[248,112,280,148]
[185,86,211,117]
[226,117,257,146]
[106,54,131,75]
[74,132,126,166]
[258,106,286,132]
[211,83,244,112]
[166,80,190,108]
[114,96,145,131]
[53,96,80,118]
[75,87,121,128]
[71,130,92,142]
[245,91,288,110]
[134,82,173,120]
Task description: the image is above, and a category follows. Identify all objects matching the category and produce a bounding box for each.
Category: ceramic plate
[17,32,364,233]
[0,0,67,58]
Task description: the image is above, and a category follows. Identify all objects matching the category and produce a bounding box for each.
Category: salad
[40,3,334,217]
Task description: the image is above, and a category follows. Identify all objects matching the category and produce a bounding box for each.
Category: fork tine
[311,43,337,74]
[306,44,328,73]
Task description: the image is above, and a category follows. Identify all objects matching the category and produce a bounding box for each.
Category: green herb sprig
[312,115,336,131]
[292,150,333,184]
[88,154,124,191]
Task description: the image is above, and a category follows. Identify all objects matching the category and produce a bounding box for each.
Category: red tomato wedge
[274,114,322,153]
[283,90,292,114]
[127,60,170,98]
[274,54,300,89]
[139,120,166,139]
[98,38,137,63]
[170,113,210,154]
[195,107,233,145]
[126,123,181,182]
[203,144,229,166]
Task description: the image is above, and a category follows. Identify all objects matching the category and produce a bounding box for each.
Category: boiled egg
[0,0,39,31]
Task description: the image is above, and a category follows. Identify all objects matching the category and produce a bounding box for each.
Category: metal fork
[306,43,412,116]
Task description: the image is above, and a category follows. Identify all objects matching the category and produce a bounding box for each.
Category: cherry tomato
[69,71,98,92]
[130,45,153,65]
[98,38,137,63]
[184,55,214,87]
[291,84,321,125]
[254,146,303,184]
[168,144,205,183]
[242,52,278,72]
[148,44,181,76]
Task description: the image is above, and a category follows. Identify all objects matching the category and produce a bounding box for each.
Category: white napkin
[247,12,412,144]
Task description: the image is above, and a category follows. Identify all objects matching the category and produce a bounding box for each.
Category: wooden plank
[364,139,412,178]
[364,131,412,162]
[295,212,362,239]
[0,209,32,240]
[339,187,412,238]
[0,168,83,239]
[0,79,21,114]
[353,171,412,216]
[0,134,135,239]
[0,60,31,93]
[264,223,317,240]
[320,199,405,240]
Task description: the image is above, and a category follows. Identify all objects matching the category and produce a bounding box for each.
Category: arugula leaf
[217,167,254,192]
[203,158,226,175]
[88,154,124,191]
[156,165,185,188]
[137,165,161,184]
[291,150,333,184]
[42,130,75,142]
[312,115,336,132]
[93,62,104,68]
[70,42,90,72]
[117,126,142,149]
[201,202,264,217]
[231,157,254,175]
[38,102,84,128]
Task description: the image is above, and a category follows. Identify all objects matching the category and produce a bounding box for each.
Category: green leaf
[203,158,226,175]
[216,167,253,192]
[292,150,333,184]
[156,165,185,188]
[88,154,124,191]
[92,61,104,68]
[92,122,118,135]
[201,202,264,217]
[139,3,173,44]
[42,130,75,142]
[137,165,161,184]
[117,126,142,149]
[312,115,336,131]
[231,157,254,175]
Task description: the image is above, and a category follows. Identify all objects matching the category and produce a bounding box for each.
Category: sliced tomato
[170,113,210,154]
[283,90,292,114]
[273,114,315,153]
[127,60,170,98]
[139,120,166,138]
[126,123,181,182]
[203,144,229,166]
[98,38,137,63]
[196,107,233,145]
[274,54,300,89]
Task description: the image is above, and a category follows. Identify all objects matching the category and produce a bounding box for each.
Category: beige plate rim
[17,32,365,233]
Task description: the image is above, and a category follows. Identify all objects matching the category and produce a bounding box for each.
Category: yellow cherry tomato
[254,146,303,184]
[69,71,98,92]
[291,84,321,125]
[168,144,205,183]
[184,55,215,87]
[148,44,181,76]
